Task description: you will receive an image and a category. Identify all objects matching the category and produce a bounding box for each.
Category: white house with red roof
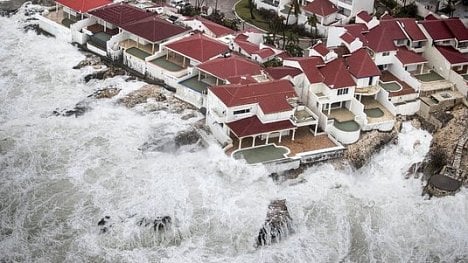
[181,16,235,39]
[419,17,468,96]
[37,0,111,41]
[307,41,338,62]
[174,54,267,108]
[230,33,284,64]
[205,79,303,148]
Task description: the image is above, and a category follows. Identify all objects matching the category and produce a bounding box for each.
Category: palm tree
[282,0,301,49]
[307,14,319,41]
[248,0,255,19]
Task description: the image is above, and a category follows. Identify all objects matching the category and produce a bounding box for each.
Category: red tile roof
[425,13,439,20]
[57,0,111,13]
[319,58,355,88]
[419,19,454,41]
[196,16,235,37]
[121,16,189,43]
[398,18,427,41]
[165,33,229,63]
[345,49,381,78]
[197,55,263,80]
[436,46,468,65]
[303,0,337,17]
[444,19,468,42]
[396,47,427,65]
[285,57,325,83]
[225,75,258,85]
[380,13,394,20]
[310,42,329,56]
[366,20,406,52]
[265,66,302,80]
[254,48,275,58]
[357,11,372,23]
[88,3,152,27]
[341,24,369,46]
[209,79,297,113]
[234,34,260,54]
[227,116,295,137]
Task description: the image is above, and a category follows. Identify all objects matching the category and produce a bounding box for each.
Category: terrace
[45,7,78,27]
[228,127,339,157]
[120,39,155,55]
[150,56,185,72]
[324,107,360,133]
[414,70,444,82]
[380,71,417,97]
[360,97,395,124]
[179,76,210,94]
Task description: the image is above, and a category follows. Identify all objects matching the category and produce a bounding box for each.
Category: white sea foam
[0,8,467,263]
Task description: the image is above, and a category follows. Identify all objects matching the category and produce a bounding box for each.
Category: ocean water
[0,8,467,263]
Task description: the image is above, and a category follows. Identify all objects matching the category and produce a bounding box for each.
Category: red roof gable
[398,18,427,41]
[298,58,325,84]
[396,47,427,65]
[197,55,263,80]
[444,19,468,42]
[436,46,468,65]
[311,42,329,56]
[357,11,372,23]
[425,13,439,20]
[265,66,302,80]
[226,75,258,85]
[209,79,297,113]
[254,48,275,58]
[367,20,407,52]
[121,16,188,43]
[345,49,381,78]
[319,59,355,88]
[165,33,229,63]
[57,0,111,13]
[420,20,453,41]
[227,116,295,137]
[196,17,235,37]
[303,0,337,17]
[88,3,152,27]
[234,34,261,55]
[341,24,369,46]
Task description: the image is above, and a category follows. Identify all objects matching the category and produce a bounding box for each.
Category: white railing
[206,114,232,145]
[326,122,360,145]
[376,89,397,116]
[123,52,146,74]
[107,32,128,60]
[449,70,467,97]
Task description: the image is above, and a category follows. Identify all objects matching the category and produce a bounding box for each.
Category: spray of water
[0,7,467,262]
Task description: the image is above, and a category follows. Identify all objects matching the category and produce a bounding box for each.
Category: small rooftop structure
[303,0,337,17]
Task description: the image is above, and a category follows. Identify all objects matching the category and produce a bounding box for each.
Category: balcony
[290,105,318,127]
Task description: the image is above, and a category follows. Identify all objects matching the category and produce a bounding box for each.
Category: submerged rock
[137,216,172,232]
[89,87,121,99]
[97,216,112,234]
[52,100,90,117]
[119,85,166,108]
[257,199,293,247]
[174,129,200,147]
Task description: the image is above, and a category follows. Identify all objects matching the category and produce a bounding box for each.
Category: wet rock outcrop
[257,199,293,246]
[118,85,167,108]
[174,129,201,147]
[89,87,121,99]
[345,120,401,169]
[412,105,468,197]
[52,100,90,117]
[98,215,172,234]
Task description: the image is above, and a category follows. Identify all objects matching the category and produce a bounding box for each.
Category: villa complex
[36,0,467,167]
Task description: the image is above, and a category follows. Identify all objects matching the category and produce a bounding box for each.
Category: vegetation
[263,57,283,67]
[395,3,418,17]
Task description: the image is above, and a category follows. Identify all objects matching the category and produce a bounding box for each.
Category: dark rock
[118,85,165,108]
[257,199,293,247]
[137,216,172,232]
[89,87,121,99]
[53,100,90,117]
[73,54,101,70]
[139,137,175,152]
[174,129,200,147]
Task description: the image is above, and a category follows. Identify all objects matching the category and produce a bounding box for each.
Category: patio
[360,97,395,124]
[150,57,185,72]
[120,39,155,55]
[325,108,355,122]
[381,71,417,97]
[228,127,339,156]
[179,76,210,94]
[414,70,444,82]
[232,144,290,164]
[126,47,151,60]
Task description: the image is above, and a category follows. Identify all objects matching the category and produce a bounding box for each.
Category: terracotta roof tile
[444,19,468,42]
[396,47,427,65]
[303,0,337,17]
[209,79,297,113]
[398,18,427,41]
[227,116,295,137]
[310,42,329,56]
[265,66,302,80]
[319,58,355,88]
[121,16,189,43]
[357,11,372,22]
[345,49,381,78]
[420,19,453,41]
[196,16,235,37]
[57,0,111,13]
[165,33,229,62]
[89,3,152,26]
[366,20,406,52]
[436,46,468,65]
[197,55,263,80]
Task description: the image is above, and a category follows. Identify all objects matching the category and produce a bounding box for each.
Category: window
[382,51,390,56]
[337,88,349,95]
[233,108,250,115]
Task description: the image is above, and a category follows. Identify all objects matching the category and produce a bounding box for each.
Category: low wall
[35,14,71,42]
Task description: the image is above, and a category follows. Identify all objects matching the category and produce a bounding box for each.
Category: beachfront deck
[380,71,417,97]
